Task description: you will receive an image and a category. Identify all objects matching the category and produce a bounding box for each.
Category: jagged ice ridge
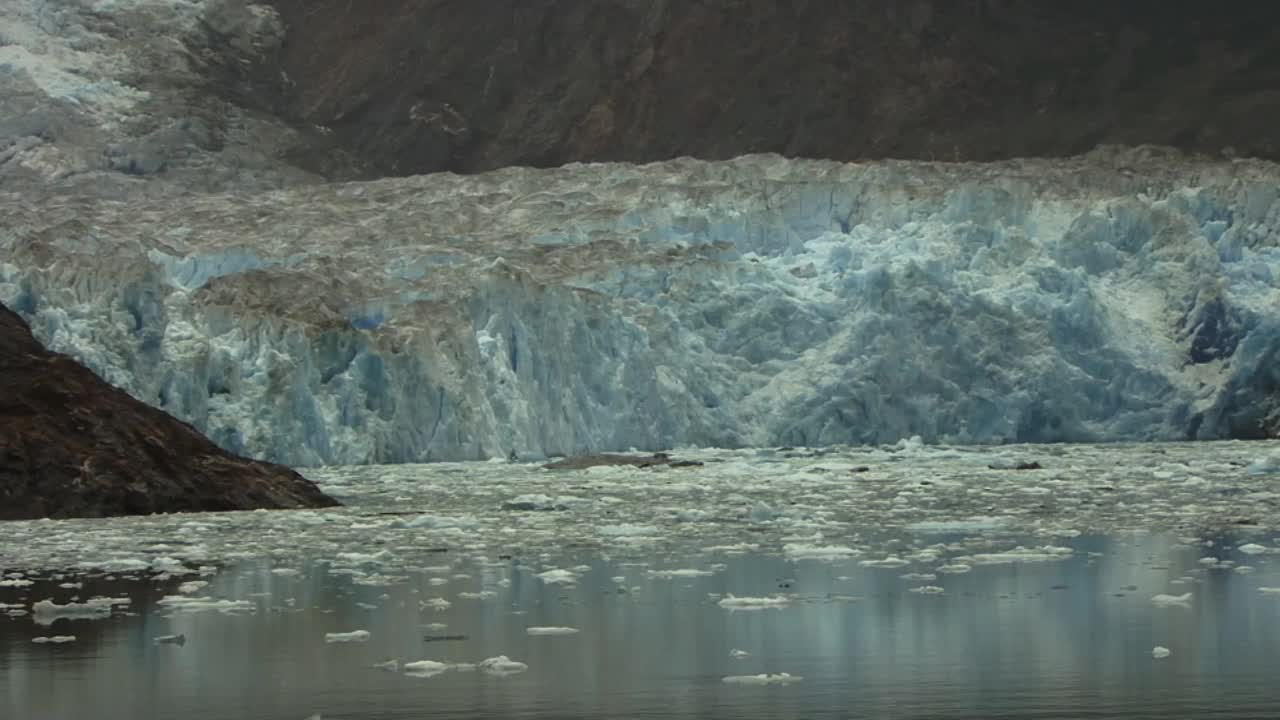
[3,150,1280,465]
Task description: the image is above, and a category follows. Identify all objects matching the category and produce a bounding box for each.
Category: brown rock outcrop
[252,0,1280,179]
[0,304,339,520]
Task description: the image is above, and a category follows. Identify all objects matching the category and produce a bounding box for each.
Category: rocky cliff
[255,0,1280,178]
[0,303,338,519]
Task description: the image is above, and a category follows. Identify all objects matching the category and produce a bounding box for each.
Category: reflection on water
[3,533,1280,720]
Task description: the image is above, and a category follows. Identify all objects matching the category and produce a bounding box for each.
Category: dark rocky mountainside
[252,0,1280,179]
[0,304,339,520]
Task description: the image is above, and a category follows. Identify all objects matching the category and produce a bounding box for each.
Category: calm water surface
[4,534,1280,720]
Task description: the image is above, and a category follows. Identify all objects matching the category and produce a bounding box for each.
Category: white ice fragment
[722,673,803,685]
[32,636,77,644]
[936,563,972,574]
[730,649,750,658]
[908,585,945,595]
[271,568,302,577]
[478,655,528,676]
[177,581,208,594]
[457,591,497,600]
[324,630,371,643]
[156,596,254,614]
[1151,593,1192,608]
[1237,543,1269,555]
[372,659,399,672]
[1152,646,1171,659]
[900,572,937,581]
[526,626,580,635]
[718,595,790,610]
[32,597,123,623]
[785,544,858,560]
[0,579,34,587]
[598,524,658,537]
[647,568,715,578]
[422,597,452,611]
[403,660,451,677]
[860,556,909,569]
[968,546,1073,564]
[1257,587,1280,595]
[536,569,579,585]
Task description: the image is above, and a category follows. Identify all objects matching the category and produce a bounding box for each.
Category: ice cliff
[3,149,1280,465]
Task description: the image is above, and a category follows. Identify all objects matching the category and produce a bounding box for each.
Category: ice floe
[324,630,371,643]
[722,673,803,685]
[526,627,580,635]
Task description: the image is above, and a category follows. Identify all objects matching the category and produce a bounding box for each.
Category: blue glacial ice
[2,149,1279,465]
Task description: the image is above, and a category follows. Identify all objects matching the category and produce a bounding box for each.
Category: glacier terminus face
[3,148,1280,465]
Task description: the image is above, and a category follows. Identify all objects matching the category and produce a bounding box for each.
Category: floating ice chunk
[598,524,658,537]
[900,572,937,581]
[674,509,711,522]
[271,568,302,577]
[1151,593,1192,608]
[1152,646,1171,659]
[478,655,528,676]
[324,630,371,643]
[0,579,34,587]
[860,556,909,569]
[77,558,150,573]
[457,591,497,600]
[1258,587,1280,595]
[154,634,186,645]
[730,649,750,658]
[907,517,1009,533]
[32,636,77,644]
[1245,453,1280,475]
[156,596,254,614]
[722,673,803,685]
[936,563,972,574]
[1235,566,1255,575]
[718,595,790,610]
[152,557,192,574]
[32,597,125,623]
[968,546,1073,564]
[536,569,579,585]
[908,585,945,594]
[526,627,579,635]
[647,568,715,578]
[372,659,399,672]
[422,597,452,611]
[403,660,451,677]
[785,544,858,560]
[177,581,208,594]
[404,514,479,529]
[749,502,777,523]
[1237,543,1270,555]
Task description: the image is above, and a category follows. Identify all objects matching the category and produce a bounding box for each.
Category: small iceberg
[324,630,371,643]
[722,673,803,685]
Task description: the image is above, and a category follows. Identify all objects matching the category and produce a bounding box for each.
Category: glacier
[3,148,1279,465]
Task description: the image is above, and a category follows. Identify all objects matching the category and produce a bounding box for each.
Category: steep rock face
[0,303,338,520]
[260,0,1280,177]
[4,149,1279,466]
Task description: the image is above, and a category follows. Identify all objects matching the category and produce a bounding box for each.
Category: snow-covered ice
[1151,593,1193,608]
[526,627,580,636]
[718,595,791,610]
[324,630,371,644]
[722,673,803,685]
[478,656,528,676]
